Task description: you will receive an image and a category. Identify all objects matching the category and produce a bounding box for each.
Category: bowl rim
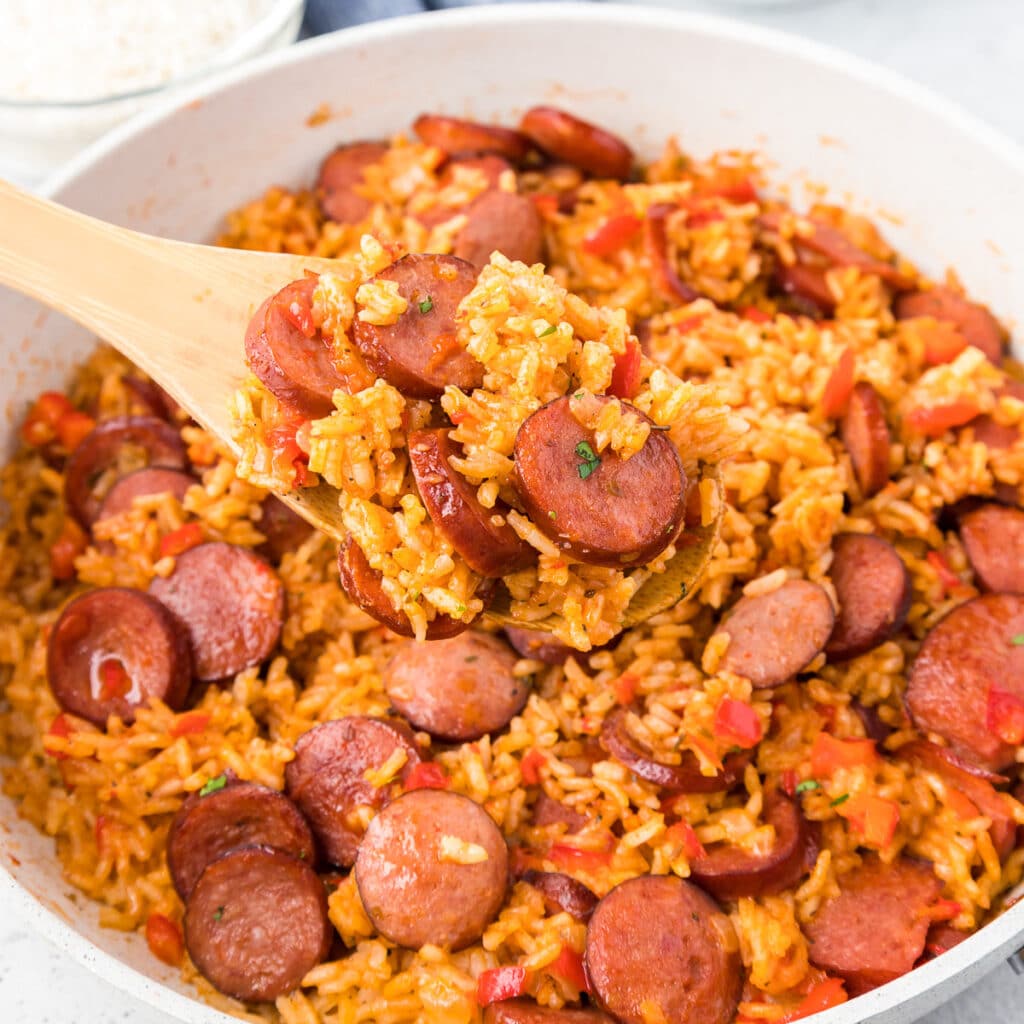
[5,4,1024,1023]
[0,0,304,110]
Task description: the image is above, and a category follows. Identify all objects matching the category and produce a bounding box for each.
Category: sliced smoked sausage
[600,708,750,793]
[413,114,531,163]
[960,504,1024,594]
[244,277,349,419]
[95,467,195,522]
[409,428,534,578]
[149,542,284,681]
[183,846,331,1002]
[895,286,1005,364]
[485,1002,613,1024]
[584,875,742,1024]
[317,140,387,224]
[256,495,314,562]
[351,253,482,399]
[354,788,508,950]
[504,626,574,666]
[826,533,911,661]
[840,382,891,497]
[906,594,1024,772]
[384,631,530,742]
[519,107,633,180]
[690,792,811,900]
[47,588,191,728]
[337,537,471,639]
[521,869,599,921]
[167,781,316,900]
[805,856,942,995]
[64,415,187,526]
[713,579,835,688]
[284,716,421,867]
[513,396,687,568]
[454,189,544,269]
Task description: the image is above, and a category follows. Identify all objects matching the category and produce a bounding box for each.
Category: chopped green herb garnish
[830,793,850,808]
[298,849,307,860]
[213,906,224,921]
[199,773,227,798]
[1012,634,1024,646]
[455,603,467,616]
[538,323,557,337]
[573,391,585,400]
[548,510,557,520]
[795,779,820,794]
[418,296,433,314]
[575,440,601,480]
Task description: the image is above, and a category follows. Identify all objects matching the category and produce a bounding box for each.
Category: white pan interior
[1,5,1022,1024]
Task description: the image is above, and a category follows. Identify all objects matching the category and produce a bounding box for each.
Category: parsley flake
[830,793,850,808]
[538,323,557,337]
[1012,634,1024,646]
[199,773,227,798]
[573,391,585,400]
[418,296,433,314]
[213,906,224,921]
[795,779,820,794]
[575,441,601,480]
[548,510,557,520]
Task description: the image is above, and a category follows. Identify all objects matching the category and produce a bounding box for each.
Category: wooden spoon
[0,179,722,632]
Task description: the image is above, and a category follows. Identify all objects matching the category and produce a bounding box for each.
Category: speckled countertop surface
[2,0,1023,1021]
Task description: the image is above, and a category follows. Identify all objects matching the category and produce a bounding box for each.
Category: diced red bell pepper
[405,762,451,791]
[549,838,614,872]
[780,977,848,1022]
[43,714,73,760]
[476,965,531,1007]
[697,176,759,205]
[159,522,204,560]
[449,410,473,426]
[282,294,316,338]
[531,193,560,219]
[741,306,771,324]
[945,786,979,822]
[583,213,642,257]
[928,899,963,923]
[712,697,763,749]
[926,550,961,595]
[21,392,75,447]
[267,421,312,487]
[98,658,132,701]
[686,207,725,229]
[836,793,900,848]
[906,401,981,437]
[56,410,97,452]
[665,820,706,860]
[170,711,211,738]
[821,347,855,418]
[809,733,878,777]
[986,686,1024,745]
[520,748,547,785]
[145,912,184,967]
[608,338,643,400]
[550,945,589,992]
[50,517,87,581]
[612,672,640,706]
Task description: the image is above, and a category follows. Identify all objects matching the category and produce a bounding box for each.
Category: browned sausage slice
[184,846,331,1002]
[504,626,574,666]
[352,254,482,399]
[354,788,508,950]
[485,1001,613,1024]
[714,579,835,688]
[533,793,588,833]
[337,537,472,639]
[600,708,750,793]
[906,594,1024,772]
[284,716,421,867]
[895,286,1005,364]
[521,869,599,921]
[149,542,284,681]
[244,277,348,418]
[840,382,890,497]
[926,924,971,958]
[413,114,531,162]
[46,588,192,728]
[95,467,195,522]
[960,504,1024,594]
[317,141,388,224]
[898,740,1015,860]
[519,107,633,180]
[65,415,187,526]
[454,190,544,269]
[584,875,742,1024]
[826,533,911,661]
[805,856,942,995]
[384,632,529,741]
[255,495,314,562]
[513,396,687,568]
[167,781,316,900]
[409,428,535,578]
[690,792,811,901]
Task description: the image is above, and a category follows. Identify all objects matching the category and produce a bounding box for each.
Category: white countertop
[2,0,1022,1021]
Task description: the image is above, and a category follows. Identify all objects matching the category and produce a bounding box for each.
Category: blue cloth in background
[302,0,549,36]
